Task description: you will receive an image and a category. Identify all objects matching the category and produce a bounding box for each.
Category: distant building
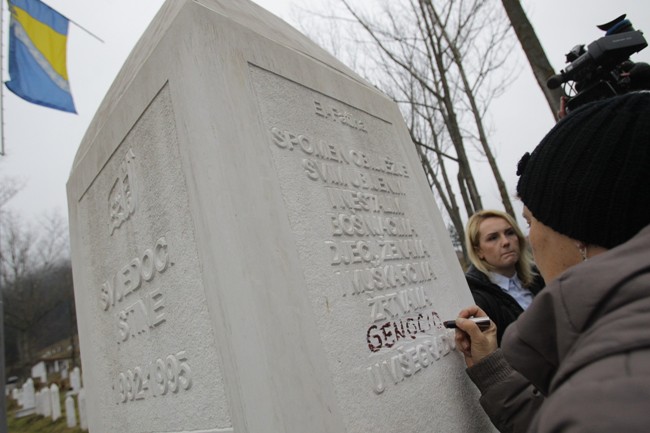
[30,336,80,388]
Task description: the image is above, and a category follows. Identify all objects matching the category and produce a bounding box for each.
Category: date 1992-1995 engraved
[113,351,192,404]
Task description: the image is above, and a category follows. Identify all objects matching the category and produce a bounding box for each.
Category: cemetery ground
[7,394,85,433]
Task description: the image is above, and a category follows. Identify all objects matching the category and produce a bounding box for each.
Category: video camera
[546,15,648,113]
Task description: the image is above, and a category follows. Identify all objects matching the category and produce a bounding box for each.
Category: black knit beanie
[516,91,650,249]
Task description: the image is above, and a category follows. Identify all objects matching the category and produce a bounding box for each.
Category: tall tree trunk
[501,0,565,119]
[422,0,515,218]
[414,4,484,214]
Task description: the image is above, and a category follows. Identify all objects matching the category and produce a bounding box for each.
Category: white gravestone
[22,378,35,409]
[41,387,52,417]
[34,390,41,415]
[67,1,494,432]
[14,381,35,418]
[70,367,81,393]
[78,389,88,431]
[51,384,62,421]
[66,395,77,427]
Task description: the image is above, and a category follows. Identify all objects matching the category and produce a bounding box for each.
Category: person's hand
[454,305,498,368]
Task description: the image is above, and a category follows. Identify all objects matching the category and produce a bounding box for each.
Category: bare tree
[1,210,71,377]
[392,65,469,256]
[299,0,518,241]
[0,178,23,209]
[417,0,516,218]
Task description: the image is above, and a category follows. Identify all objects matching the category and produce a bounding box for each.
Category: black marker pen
[443,317,491,331]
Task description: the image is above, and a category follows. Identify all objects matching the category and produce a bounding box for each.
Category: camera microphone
[547,74,564,89]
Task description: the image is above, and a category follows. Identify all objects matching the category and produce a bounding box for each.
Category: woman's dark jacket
[465,264,544,345]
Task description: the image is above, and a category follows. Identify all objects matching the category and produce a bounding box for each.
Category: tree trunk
[501,0,565,119]
[414,4,483,214]
[422,0,515,218]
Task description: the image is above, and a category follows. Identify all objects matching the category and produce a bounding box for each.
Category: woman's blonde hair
[465,209,537,287]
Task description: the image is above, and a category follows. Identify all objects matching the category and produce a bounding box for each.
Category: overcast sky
[1,0,649,231]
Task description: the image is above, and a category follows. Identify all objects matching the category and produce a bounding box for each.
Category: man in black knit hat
[450,91,650,433]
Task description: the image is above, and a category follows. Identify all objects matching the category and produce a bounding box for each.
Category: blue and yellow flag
[5,0,76,113]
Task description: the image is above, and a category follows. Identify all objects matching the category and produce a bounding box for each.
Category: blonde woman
[464,209,544,345]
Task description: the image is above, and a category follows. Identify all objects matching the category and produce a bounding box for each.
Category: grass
[8,413,86,433]
[6,393,86,433]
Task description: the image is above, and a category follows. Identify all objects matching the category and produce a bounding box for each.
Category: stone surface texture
[67,1,495,432]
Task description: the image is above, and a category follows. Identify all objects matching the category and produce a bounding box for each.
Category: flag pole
[42,1,104,44]
[1,0,7,157]
[0,0,7,429]
[67,17,104,44]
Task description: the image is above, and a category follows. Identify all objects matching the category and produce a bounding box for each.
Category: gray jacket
[467,224,650,432]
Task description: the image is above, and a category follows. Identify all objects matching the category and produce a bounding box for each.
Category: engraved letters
[98,237,170,345]
[267,117,447,395]
[114,351,193,404]
[270,127,408,178]
[116,288,166,344]
[100,237,169,312]
[366,310,442,351]
[366,333,455,394]
[91,86,212,413]
[109,149,137,235]
[314,100,368,132]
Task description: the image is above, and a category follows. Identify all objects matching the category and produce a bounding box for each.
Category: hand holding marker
[443,317,491,331]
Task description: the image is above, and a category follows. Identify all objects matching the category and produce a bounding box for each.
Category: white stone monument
[51,384,62,421]
[66,395,77,428]
[67,1,494,432]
